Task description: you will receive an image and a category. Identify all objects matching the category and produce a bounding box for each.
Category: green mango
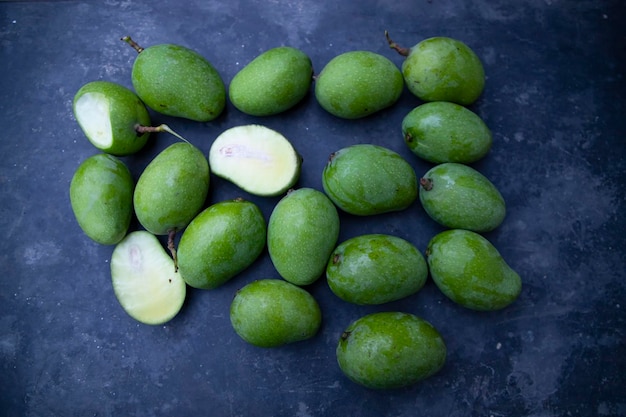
[209,124,302,197]
[124,37,226,122]
[133,142,209,235]
[326,234,427,305]
[69,153,133,245]
[387,32,485,105]
[426,229,522,311]
[230,279,321,348]
[177,199,266,290]
[315,51,404,119]
[419,162,505,232]
[402,101,493,164]
[322,144,417,215]
[336,312,446,389]
[73,81,151,156]
[267,188,340,286]
[110,231,186,325]
[229,46,313,116]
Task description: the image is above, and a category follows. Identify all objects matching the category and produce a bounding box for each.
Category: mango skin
[402,101,492,164]
[322,144,418,215]
[315,51,404,119]
[133,142,209,235]
[336,312,446,389]
[326,234,427,305]
[229,47,313,116]
[73,81,151,156]
[177,199,266,290]
[267,188,340,286]
[402,37,485,105]
[419,162,505,232]
[70,154,134,245]
[230,279,321,348]
[426,229,522,311]
[131,44,226,122]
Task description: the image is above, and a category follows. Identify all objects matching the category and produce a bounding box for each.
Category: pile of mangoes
[69,32,521,390]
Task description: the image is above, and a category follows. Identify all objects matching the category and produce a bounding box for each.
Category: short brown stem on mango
[167,229,179,272]
[404,132,414,143]
[420,177,433,191]
[385,31,410,57]
[121,36,144,53]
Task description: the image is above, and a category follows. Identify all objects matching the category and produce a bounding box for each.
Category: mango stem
[420,177,433,191]
[121,36,144,53]
[135,124,191,144]
[167,229,179,272]
[385,31,410,57]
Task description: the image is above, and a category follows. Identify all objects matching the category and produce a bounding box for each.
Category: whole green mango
[124,37,226,122]
[322,144,417,215]
[336,312,446,389]
[419,162,505,232]
[69,153,133,245]
[73,81,151,156]
[267,188,340,286]
[402,101,492,164]
[326,234,427,305]
[177,199,266,290]
[426,229,522,311]
[315,51,403,119]
[229,46,313,116]
[387,32,485,105]
[133,142,209,235]
[230,279,321,348]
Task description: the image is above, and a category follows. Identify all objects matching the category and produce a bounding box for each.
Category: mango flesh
[177,199,266,290]
[267,188,340,286]
[326,234,427,305]
[315,51,404,119]
[322,144,417,215]
[426,229,522,311]
[229,46,313,116]
[110,231,186,325]
[134,142,209,235]
[131,43,226,122]
[209,125,302,197]
[399,37,485,105]
[419,162,505,232]
[70,153,133,245]
[402,101,493,164]
[73,81,151,156]
[230,279,321,348]
[336,312,446,389]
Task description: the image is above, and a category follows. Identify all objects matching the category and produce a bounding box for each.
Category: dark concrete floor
[0,1,624,416]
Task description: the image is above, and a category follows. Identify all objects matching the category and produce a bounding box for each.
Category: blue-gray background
[0,1,624,416]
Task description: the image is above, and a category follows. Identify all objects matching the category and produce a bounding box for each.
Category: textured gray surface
[1,1,625,416]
